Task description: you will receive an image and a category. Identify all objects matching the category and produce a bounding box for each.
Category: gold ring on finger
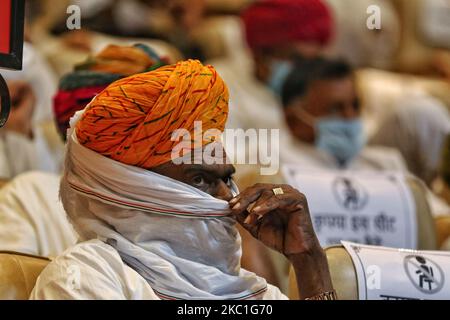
[272,187,284,195]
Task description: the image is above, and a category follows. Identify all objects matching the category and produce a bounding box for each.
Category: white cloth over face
[40,111,284,300]
[0,171,77,256]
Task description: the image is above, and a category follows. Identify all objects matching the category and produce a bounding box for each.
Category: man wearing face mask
[280,57,407,171]
[210,0,333,131]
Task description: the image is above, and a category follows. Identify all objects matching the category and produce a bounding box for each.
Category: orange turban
[75,59,229,169]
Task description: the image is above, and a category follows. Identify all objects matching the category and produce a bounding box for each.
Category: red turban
[241,0,333,50]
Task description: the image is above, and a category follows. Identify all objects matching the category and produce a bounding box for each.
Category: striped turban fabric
[54,44,166,140]
[75,59,229,169]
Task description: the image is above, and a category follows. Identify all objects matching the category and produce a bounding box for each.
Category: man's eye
[224,176,234,186]
[192,175,206,186]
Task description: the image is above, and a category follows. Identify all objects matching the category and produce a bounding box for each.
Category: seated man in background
[281,58,406,171]
[31,60,335,300]
[0,44,166,257]
[280,57,449,216]
[233,57,407,289]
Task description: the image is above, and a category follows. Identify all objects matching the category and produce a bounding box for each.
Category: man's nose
[214,180,234,202]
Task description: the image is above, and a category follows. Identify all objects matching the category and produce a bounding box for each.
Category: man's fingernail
[232,203,241,210]
[252,206,261,213]
[229,198,238,205]
[244,216,251,224]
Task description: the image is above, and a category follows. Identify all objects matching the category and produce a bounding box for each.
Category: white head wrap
[60,110,268,300]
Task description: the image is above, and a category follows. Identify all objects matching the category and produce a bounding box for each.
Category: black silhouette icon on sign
[415,256,435,291]
[333,177,368,211]
[404,255,445,295]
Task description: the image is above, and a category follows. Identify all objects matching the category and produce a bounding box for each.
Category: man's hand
[229,183,334,299]
[229,183,319,258]
[3,81,35,138]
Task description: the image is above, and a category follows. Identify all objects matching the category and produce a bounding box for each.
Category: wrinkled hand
[3,81,35,138]
[229,183,320,259]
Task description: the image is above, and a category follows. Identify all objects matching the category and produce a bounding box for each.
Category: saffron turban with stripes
[75,59,229,169]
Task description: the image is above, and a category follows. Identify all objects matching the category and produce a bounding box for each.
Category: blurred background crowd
[0,0,450,296]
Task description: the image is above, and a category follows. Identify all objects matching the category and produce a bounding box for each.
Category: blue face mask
[267,60,293,96]
[315,118,366,166]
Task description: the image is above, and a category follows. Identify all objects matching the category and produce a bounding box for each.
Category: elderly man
[280,57,406,170]
[280,57,449,217]
[31,60,334,300]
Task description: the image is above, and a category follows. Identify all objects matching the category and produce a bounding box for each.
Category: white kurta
[0,171,77,256]
[30,239,288,300]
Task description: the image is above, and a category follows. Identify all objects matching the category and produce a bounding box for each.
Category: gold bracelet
[304,291,338,300]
